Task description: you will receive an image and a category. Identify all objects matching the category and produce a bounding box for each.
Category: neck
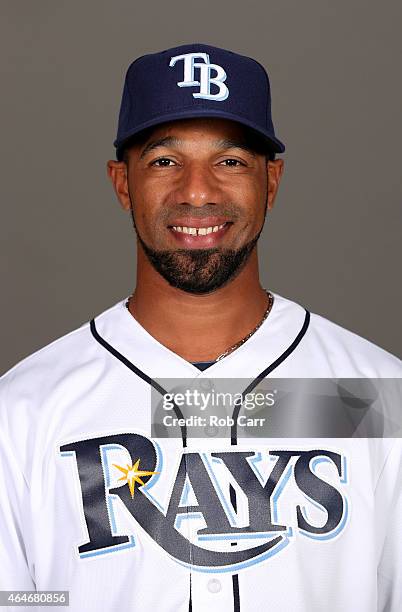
[127,250,269,362]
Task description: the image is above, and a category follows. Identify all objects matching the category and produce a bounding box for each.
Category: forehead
[123,118,270,164]
[133,117,262,151]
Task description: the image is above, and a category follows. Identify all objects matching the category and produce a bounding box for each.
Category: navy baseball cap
[114,43,285,160]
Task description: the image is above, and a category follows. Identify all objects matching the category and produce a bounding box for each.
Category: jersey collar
[91,293,309,381]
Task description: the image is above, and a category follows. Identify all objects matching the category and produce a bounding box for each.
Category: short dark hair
[117,122,276,164]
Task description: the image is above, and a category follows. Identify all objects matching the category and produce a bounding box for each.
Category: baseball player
[0,43,401,612]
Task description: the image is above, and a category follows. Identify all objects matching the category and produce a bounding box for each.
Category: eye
[219,159,245,167]
[151,157,176,167]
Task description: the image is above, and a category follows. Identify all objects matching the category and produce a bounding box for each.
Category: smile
[167,221,233,246]
[172,223,227,235]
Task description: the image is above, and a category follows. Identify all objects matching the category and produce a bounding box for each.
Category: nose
[173,162,221,207]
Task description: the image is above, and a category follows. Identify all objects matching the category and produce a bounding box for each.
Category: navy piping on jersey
[89,308,310,612]
[230,309,311,445]
[89,319,191,445]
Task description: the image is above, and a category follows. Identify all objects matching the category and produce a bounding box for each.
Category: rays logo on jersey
[169,52,229,101]
[60,433,348,573]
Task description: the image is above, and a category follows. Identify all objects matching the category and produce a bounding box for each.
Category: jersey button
[204,424,218,437]
[207,578,222,593]
[200,379,213,390]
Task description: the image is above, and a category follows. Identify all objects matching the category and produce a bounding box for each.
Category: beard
[136,230,262,295]
[128,197,268,295]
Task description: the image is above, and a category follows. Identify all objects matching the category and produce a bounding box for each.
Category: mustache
[162,204,242,224]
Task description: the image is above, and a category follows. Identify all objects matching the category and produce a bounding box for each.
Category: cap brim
[114,109,285,158]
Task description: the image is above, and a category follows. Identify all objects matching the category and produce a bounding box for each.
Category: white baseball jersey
[0,292,401,611]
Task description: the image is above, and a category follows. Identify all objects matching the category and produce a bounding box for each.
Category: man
[0,43,401,611]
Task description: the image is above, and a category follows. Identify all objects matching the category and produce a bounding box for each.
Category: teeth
[172,223,227,236]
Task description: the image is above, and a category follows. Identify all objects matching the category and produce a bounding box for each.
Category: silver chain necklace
[215,289,273,361]
[125,289,274,362]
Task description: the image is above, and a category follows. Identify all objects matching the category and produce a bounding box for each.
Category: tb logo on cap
[169,52,229,101]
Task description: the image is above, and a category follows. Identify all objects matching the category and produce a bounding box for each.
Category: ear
[106,160,131,211]
[267,158,284,211]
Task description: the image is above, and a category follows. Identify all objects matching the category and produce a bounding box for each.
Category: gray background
[1,0,401,375]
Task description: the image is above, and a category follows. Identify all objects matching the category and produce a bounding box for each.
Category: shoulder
[0,298,130,475]
[309,311,401,375]
[273,293,402,377]
[0,298,127,406]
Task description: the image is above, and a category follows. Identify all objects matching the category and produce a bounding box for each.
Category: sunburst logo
[113,458,158,499]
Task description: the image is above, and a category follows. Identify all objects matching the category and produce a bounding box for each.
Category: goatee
[135,229,262,295]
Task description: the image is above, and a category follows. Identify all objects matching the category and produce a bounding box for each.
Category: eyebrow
[139,136,180,159]
[139,136,257,159]
[213,138,257,157]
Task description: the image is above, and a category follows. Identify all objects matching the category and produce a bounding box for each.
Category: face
[107,118,284,294]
